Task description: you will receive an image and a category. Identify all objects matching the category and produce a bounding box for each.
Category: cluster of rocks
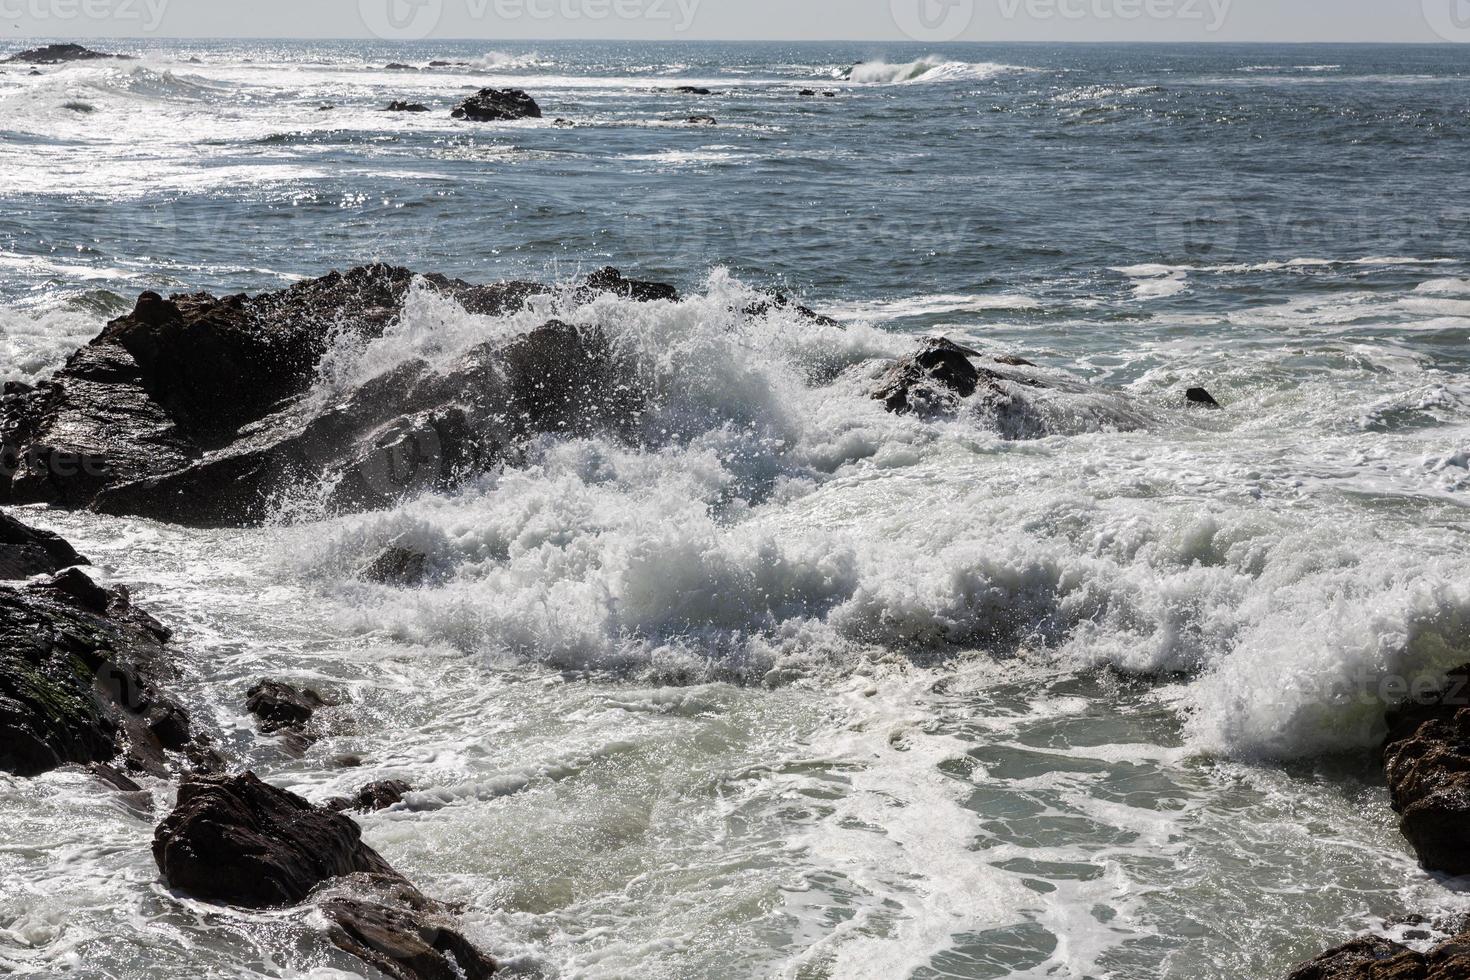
[3,43,127,64]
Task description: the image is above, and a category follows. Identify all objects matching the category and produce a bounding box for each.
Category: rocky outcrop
[0,510,87,577]
[1382,665,1470,875]
[1286,932,1470,979]
[451,87,541,121]
[4,43,124,64]
[154,773,495,978]
[327,779,413,813]
[0,545,202,777]
[386,101,430,112]
[873,338,991,415]
[1,265,674,526]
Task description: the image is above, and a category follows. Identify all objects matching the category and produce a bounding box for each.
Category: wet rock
[327,779,413,813]
[451,87,541,121]
[1382,665,1470,875]
[798,88,817,96]
[427,60,466,68]
[153,771,404,907]
[742,292,840,328]
[1285,930,1470,979]
[2,265,674,525]
[873,338,988,415]
[1186,386,1222,409]
[384,63,418,71]
[385,101,430,112]
[361,546,429,587]
[0,510,88,578]
[4,43,124,64]
[684,115,717,125]
[246,680,326,735]
[552,117,576,127]
[580,266,678,304]
[321,898,497,980]
[0,565,198,777]
[673,85,712,95]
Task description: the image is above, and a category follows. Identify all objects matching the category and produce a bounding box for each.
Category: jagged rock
[4,43,124,64]
[874,338,988,415]
[321,898,497,980]
[386,101,430,112]
[246,680,326,735]
[362,546,429,587]
[0,563,197,777]
[327,779,413,813]
[2,265,673,525]
[451,88,541,121]
[1382,665,1470,875]
[1186,387,1222,408]
[153,771,404,907]
[1286,931,1470,979]
[742,292,839,328]
[0,510,88,577]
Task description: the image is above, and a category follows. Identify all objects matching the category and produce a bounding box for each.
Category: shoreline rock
[0,515,208,777]
[0,510,88,578]
[1382,664,1470,876]
[4,43,125,64]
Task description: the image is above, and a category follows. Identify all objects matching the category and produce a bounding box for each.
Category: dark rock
[28,69,41,76]
[427,60,466,68]
[684,115,717,125]
[0,510,88,578]
[673,86,712,95]
[992,353,1037,367]
[327,779,413,813]
[4,43,123,64]
[798,88,817,96]
[451,88,541,121]
[90,760,144,792]
[552,117,576,127]
[0,567,197,777]
[742,292,840,328]
[384,63,418,71]
[246,680,326,735]
[318,104,336,111]
[385,101,430,112]
[2,266,674,525]
[874,338,990,415]
[321,898,497,980]
[153,771,404,908]
[1186,387,1222,409]
[1286,930,1470,979]
[824,91,837,97]
[1382,665,1470,875]
[362,546,429,587]
[581,266,679,304]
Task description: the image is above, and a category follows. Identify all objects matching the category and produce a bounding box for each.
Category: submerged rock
[385,101,430,112]
[246,680,327,735]
[4,43,123,64]
[673,85,712,95]
[1186,386,1222,409]
[327,779,413,813]
[1382,664,1470,875]
[0,540,199,777]
[361,546,429,587]
[0,510,88,578]
[684,115,717,125]
[451,87,541,121]
[1,265,674,526]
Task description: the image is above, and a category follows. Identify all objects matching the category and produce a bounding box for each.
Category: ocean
[1,37,1469,978]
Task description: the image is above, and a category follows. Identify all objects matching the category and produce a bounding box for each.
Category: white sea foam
[845,58,1025,85]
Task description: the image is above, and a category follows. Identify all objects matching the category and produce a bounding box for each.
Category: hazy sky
[1,0,1465,43]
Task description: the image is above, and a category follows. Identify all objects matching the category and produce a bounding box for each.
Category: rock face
[4,43,122,64]
[1,265,674,526]
[153,771,402,907]
[451,87,541,121]
[246,680,326,734]
[1382,665,1470,875]
[154,773,496,978]
[0,542,198,777]
[0,510,87,577]
[1286,932,1470,979]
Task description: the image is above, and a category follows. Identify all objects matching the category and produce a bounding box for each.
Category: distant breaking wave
[844,57,1026,85]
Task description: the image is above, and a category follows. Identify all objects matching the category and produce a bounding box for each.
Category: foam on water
[845,58,1025,85]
